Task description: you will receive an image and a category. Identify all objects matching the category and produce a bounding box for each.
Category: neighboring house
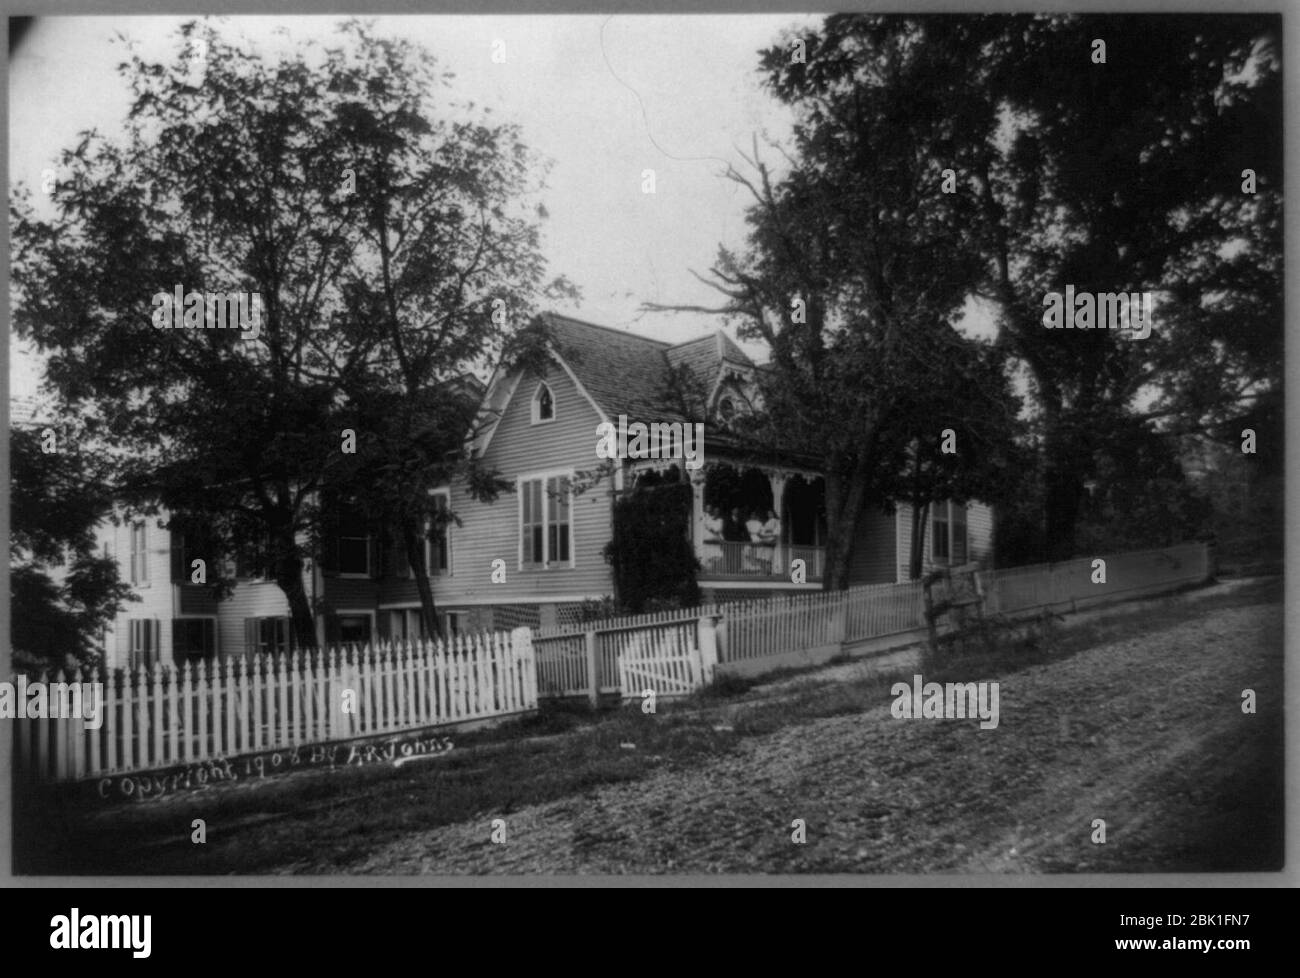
[90,313,994,663]
[95,506,388,669]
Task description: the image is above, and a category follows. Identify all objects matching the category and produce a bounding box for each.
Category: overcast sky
[9,13,833,403]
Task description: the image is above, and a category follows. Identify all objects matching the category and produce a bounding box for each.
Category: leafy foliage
[603,481,700,614]
[659,14,1280,574]
[9,425,136,672]
[10,20,572,645]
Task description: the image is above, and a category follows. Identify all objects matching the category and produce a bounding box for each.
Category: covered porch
[626,460,827,582]
[696,463,827,582]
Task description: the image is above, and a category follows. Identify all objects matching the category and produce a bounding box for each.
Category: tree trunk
[1043,459,1084,562]
[273,548,318,651]
[402,517,443,642]
[823,453,873,591]
[822,467,848,591]
[908,439,927,580]
[1040,398,1086,562]
[909,499,928,580]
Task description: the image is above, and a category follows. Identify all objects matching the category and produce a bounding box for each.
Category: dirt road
[349,597,1283,874]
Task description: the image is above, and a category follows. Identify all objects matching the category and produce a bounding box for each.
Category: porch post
[767,471,789,578]
[691,469,707,562]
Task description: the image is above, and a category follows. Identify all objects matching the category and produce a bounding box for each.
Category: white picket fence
[720,580,927,665]
[13,628,538,784]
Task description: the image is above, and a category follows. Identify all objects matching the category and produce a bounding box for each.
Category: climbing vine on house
[603,476,699,614]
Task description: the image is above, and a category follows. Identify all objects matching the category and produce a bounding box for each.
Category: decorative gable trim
[474,369,522,457]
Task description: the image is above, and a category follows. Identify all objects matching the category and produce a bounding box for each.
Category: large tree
[650,19,1020,589]
[300,23,574,639]
[11,20,568,648]
[677,13,1281,572]
[970,14,1282,558]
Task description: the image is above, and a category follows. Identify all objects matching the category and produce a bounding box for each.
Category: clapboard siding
[378,579,422,605]
[847,506,897,585]
[320,576,382,610]
[433,362,615,608]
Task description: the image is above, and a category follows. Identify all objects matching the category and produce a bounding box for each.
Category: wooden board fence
[979,543,1210,617]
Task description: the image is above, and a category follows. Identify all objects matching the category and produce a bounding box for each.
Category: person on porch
[744,508,770,573]
[755,508,781,574]
[702,505,725,573]
[722,507,749,573]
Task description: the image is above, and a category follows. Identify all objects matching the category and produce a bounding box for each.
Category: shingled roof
[541,312,753,423]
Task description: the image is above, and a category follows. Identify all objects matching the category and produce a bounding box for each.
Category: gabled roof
[541,312,753,423]
[715,330,754,369]
[663,334,716,380]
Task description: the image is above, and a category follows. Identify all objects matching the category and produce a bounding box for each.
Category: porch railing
[697,540,824,580]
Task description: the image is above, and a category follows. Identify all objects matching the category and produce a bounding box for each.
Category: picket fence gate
[617,626,711,699]
[534,618,709,702]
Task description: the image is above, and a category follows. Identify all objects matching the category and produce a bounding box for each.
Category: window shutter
[129,525,139,584]
[244,618,258,656]
[171,531,185,583]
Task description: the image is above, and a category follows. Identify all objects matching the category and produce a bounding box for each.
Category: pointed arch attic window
[532,382,555,424]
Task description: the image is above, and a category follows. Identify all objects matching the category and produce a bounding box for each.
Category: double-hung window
[173,618,216,662]
[931,501,967,564]
[520,473,571,568]
[246,616,293,656]
[336,507,371,577]
[129,619,160,670]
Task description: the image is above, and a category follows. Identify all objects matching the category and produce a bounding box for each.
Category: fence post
[584,629,600,708]
[697,615,718,687]
[510,627,536,710]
